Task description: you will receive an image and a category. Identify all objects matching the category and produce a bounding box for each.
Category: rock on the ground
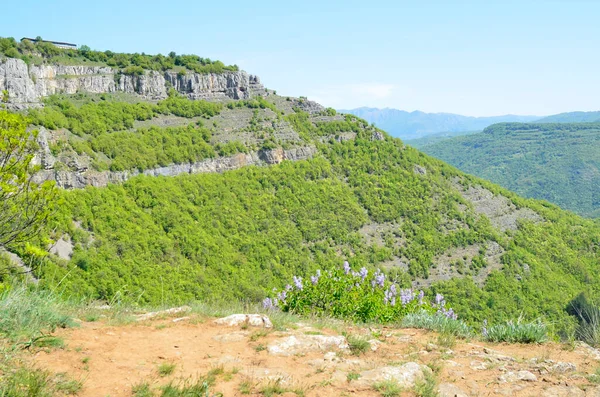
[541,386,585,397]
[239,367,291,384]
[212,331,249,343]
[552,362,577,373]
[499,370,537,383]
[135,306,191,321]
[354,362,432,389]
[438,383,469,397]
[213,314,273,328]
[267,335,348,356]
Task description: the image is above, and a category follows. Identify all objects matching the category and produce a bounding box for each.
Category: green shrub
[401,311,472,338]
[122,65,145,76]
[482,318,548,343]
[265,262,455,324]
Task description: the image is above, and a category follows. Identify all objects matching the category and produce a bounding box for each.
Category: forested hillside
[417,122,600,218]
[0,93,596,336]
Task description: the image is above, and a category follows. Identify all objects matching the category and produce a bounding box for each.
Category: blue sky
[3,0,599,116]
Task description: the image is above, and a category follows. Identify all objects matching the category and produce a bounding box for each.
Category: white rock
[213,314,273,328]
[498,370,537,383]
[355,363,431,389]
[267,335,348,356]
[135,306,191,321]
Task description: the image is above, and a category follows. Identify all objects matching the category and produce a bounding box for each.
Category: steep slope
[0,39,599,333]
[537,111,600,123]
[339,107,539,139]
[417,122,600,218]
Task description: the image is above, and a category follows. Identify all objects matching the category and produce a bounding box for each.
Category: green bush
[264,262,455,323]
[482,318,548,343]
[401,311,472,338]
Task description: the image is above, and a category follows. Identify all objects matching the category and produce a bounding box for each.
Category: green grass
[0,367,82,396]
[373,380,403,397]
[158,362,177,376]
[132,381,154,397]
[161,377,219,397]
[401,311,472,338]
[346,372,361,382]
[0,286,75,344]
[483,319,548,343]
[346,334,371,356]
[414,371,438,397]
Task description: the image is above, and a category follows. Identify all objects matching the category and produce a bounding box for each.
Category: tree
[0,111,56,248]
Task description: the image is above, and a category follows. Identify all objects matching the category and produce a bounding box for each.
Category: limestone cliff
[33,146,317,189]
[0,58,263,107]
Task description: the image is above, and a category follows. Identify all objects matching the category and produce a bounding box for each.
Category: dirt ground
[28,312,600,396]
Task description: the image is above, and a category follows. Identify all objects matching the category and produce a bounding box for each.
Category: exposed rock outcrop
[0,58,263,107]
[33,146,318,189]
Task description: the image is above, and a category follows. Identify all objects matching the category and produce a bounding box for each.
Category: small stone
[551,362,577,373]
[470,360,488,370]
[438,383,469,397]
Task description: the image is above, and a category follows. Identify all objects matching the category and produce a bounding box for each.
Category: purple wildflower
[277,289,287,302]
[343,261,351,275]
[434,293,445,307]
[359,267,368,281]
[418,290,425,305]
[400,289,415,306]
[293,276,303,290]
[310,270,321,285]
[374,270,385,288]
[262,297,274,309]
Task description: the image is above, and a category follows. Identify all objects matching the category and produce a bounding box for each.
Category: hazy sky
[4,0,599,116]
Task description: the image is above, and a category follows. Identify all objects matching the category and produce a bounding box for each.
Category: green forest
[416,122,600,218]
[0,95,595,337]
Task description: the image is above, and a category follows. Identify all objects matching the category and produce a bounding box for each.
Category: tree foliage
[0,111,56,247]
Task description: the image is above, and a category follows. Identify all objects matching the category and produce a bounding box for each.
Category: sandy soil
[28,313,600,396]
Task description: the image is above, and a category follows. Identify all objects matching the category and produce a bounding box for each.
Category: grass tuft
[401,311,472,338]
[158,362,177,377]
[346,334,371,356]
[373,380,403,397]
[483,319,548,343]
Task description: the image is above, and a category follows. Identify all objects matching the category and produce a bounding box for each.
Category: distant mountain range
[536,111,600,123]
[338,107,540,139]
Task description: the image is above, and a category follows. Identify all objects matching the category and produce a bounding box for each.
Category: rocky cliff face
[0,58,263,107]
[33,146,317,189]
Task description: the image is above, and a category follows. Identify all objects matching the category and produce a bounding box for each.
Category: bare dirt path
[29,313,600,396]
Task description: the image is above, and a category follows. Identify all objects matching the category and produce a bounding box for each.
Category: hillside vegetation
[0,94,595,338]
[417,122,600,218]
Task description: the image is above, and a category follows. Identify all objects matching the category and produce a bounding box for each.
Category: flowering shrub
[263,261,457,323]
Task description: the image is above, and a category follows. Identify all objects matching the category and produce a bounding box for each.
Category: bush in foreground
[264,261,457,323]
